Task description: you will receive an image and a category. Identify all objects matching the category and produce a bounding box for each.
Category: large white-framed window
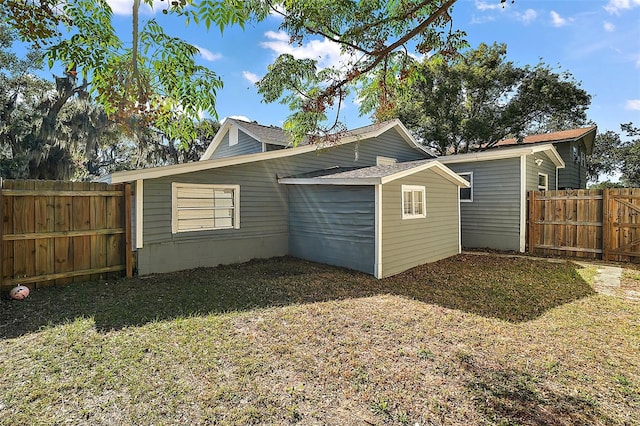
[172,183,240,234]
[538,173,548,191]
[401,185,426,219]
[458,172,473,202]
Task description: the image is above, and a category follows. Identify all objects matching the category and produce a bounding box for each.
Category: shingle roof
[490,126,597,148]
[278,158,469,187]
[227,118,293,146]
[282,159,436,180]
[228,118,408,147]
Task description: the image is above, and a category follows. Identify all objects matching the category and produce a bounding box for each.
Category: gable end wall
[381,168,460,277]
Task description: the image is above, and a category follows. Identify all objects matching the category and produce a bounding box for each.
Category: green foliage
[255,0,472,144]
[618,123,640,186]
[2,0,513,148]
[376,43,591,155]
[1,0,227,146]
[587,130,623,184]
[588,180,625,189]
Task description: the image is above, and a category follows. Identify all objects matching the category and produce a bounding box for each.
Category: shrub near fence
[0,180,132,291]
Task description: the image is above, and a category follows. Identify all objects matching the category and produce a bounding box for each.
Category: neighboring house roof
[101,119,434,184]
[486,126,597,155]
[278,159,470,187]
[436,143,565,168]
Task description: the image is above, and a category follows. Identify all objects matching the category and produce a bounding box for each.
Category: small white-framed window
[538,173,548,191]
[172,183,240,234]
[458,172,473,202]
[401,185,426,219]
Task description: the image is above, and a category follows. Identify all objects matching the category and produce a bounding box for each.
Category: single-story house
[437,143,565,252]
[484,126,596,189]
[101,119,469,278]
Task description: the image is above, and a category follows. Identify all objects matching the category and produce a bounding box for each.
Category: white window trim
[172,183,240,234]
[538,173,549,191]
[401,185,426,220]
[458,172,473,202]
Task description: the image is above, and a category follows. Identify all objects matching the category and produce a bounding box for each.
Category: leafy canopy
[371,42,591,155]
[1,0,513,146]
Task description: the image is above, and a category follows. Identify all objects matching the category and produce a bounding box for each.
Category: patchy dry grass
[1,254,638,425]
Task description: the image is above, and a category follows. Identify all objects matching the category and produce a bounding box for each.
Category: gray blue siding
[381,169,460,277]
[445,158,522,251]
[288,186,375,274]
[136,129,428,274]
[555,141,587,189]
[211,130,263,159]
[526,152,558,191]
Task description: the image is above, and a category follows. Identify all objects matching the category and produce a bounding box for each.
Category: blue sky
[103,1,638,136]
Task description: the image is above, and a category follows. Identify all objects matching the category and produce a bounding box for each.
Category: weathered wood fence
[528,188,640,262]
[1,180,132,291]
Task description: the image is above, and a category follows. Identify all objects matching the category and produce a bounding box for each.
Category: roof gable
[102,119,434,184]
[200,118,292,160]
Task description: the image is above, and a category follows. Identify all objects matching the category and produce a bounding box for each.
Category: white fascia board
[108,144,319,184]
[278,177,380,185]
[380,161,471,187]
[436,144,564,167]
[530,145,565,168]
[200,120,234,160]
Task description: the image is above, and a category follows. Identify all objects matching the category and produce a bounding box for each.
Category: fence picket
[1,180,131,291]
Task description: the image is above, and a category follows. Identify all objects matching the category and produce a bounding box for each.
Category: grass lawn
[1,254,638,425]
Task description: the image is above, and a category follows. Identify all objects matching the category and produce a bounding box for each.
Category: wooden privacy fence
[528,188,640,262]
[0,180,132,291]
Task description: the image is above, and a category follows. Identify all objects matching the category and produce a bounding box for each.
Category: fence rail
[528,188,640,262]
[1,180,132,291]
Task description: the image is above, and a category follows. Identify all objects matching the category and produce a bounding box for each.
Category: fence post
[602,188,610,261]
[528,191,536,254]
[124,182,133,278]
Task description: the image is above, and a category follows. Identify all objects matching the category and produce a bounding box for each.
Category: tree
[618,123,640,186]
[0,23,100,180]
[0,23,218,180]
[369,43,591,155]
[1,0,512,146]
[586,130,623,184]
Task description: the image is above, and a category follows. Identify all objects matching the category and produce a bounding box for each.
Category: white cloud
[106,0,165,15]
[475,0,504,11]
[603,21,616,32]
[605,0,640,15]
[243,71,260,84]
[550,11,572,27]
[193,45,222,62]
[470,15,496,24]
[626,100,640,110]
[260,30,355,69]
[516,9,537,24]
